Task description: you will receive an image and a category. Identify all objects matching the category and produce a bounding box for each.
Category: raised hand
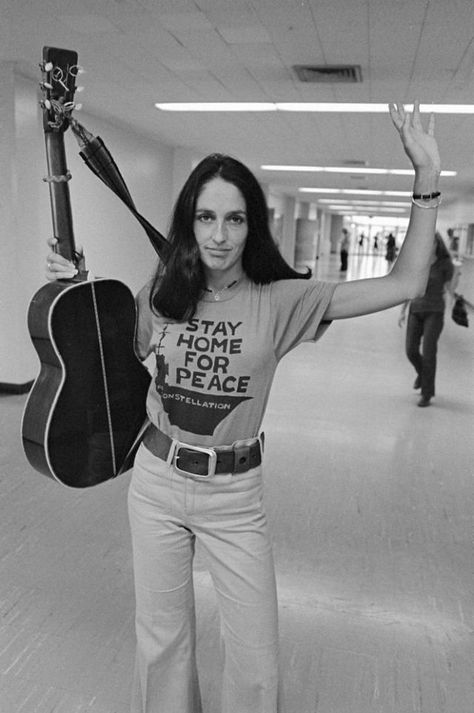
[389,100,440,176]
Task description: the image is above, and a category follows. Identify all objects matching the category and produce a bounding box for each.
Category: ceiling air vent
[293,65,362,83]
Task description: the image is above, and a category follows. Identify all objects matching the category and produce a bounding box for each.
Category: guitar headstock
[40,47,80,133]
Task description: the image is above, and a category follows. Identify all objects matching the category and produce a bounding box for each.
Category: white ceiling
[3,0,474,218]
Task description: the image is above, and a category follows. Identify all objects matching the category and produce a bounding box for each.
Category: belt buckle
[168,440,217,479]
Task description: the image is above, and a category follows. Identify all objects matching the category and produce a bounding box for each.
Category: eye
[227,213,247,226]
[195,211,214,223]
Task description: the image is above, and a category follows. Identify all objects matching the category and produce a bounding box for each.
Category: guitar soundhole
[48,282,149,487]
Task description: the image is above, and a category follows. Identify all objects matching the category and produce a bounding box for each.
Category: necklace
[204,278,241,301]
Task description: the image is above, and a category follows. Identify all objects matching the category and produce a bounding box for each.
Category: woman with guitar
[46,101,440,713]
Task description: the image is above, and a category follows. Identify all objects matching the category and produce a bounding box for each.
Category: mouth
[206,248,231,256]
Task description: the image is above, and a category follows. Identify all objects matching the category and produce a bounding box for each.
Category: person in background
[45,101,440,713]
[386,232,397,263]
[399,232,454,407]
[447,227,459,254]
[340,227,350,271]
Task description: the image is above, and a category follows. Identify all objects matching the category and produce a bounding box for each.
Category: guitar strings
[90,283,118,475]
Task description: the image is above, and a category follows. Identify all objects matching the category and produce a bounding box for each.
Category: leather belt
[142,424,262,479]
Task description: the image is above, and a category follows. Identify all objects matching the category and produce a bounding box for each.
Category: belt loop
[233,444,251,473]
[166,439,178,467]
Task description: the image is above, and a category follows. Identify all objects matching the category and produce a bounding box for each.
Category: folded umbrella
[70,118,171,263]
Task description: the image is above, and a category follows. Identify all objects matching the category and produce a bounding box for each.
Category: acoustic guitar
[22,47,151,488]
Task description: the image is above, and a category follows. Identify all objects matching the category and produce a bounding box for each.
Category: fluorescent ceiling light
[327,204,410,215]
[262,165,456,177]
[418,104,474,114]
[328,205,361,210]
[299,188,412,196]
[343,206,408,213]
[263,165,385,174]
[318,199,410,207]
[277,102,389,113]
[349,216,409,225]
[277,103,474,114]
[156,102,474,114]
[155,102,277,111]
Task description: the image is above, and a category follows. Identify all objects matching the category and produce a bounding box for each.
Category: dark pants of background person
[405,310,444,399]
[340,250,348,271]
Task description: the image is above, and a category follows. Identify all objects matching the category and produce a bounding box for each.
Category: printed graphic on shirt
[154,319,253,435]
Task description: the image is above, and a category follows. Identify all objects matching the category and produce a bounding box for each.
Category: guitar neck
[45,131,77,263]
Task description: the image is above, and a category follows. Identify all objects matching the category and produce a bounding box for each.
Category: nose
[212,220,227,244]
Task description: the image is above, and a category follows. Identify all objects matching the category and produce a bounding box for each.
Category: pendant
[204,277,240,301]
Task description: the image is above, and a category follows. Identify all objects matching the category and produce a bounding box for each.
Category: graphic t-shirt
[135,276,336,447]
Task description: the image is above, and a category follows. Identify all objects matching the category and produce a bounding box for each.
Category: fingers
[388,102,404,130]
[45,258,78,281]
[411,99,423,131]
[390,100,436,138]
[427,112,435,136]
[389,101,414,133]
[47,237,84,257]
[403,100,435,135]
[45,238,78,281]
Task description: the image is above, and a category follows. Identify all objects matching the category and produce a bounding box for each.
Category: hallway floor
[1,252,473,713]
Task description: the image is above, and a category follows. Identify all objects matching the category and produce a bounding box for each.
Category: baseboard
[0,380,34,394]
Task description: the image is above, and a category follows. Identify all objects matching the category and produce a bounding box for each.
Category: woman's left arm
[325,101,440,320]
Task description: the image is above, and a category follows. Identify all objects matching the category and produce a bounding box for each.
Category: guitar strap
[70,119,171,263]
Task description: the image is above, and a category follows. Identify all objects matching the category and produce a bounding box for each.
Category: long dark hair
[150,153,310,321]
[434,232,452,261]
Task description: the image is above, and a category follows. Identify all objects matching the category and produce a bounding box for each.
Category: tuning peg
[44,61,54,72]
[40,82,53,90]
[69,65,85,77]
[75,103,83,111]
[76,86,84,93]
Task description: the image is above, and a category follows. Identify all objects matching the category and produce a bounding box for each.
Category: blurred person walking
[399,232,454,407]
[340,228,350,271]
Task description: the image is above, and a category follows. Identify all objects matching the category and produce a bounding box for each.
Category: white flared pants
[128,442,280,713]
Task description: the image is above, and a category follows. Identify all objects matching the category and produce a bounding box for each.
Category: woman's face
[193,177,248,284]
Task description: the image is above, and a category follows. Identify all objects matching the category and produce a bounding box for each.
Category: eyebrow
[194,208,247,215]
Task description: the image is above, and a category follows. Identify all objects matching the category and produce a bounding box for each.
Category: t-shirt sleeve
[135,281,154,360]
[270,279,337,359]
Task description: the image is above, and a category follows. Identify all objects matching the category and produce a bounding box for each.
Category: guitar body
[22,278,150,487]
